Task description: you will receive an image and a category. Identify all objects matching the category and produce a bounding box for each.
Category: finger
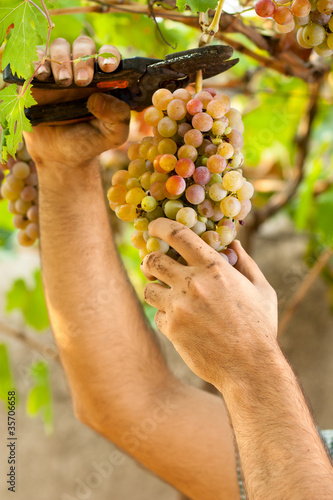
[148,219,224,268]
[230,240,269,288]
[144,283,169,311]
[154,310,167,333]
[98,45,121,73]
[49,38,73,87]
[72,36,96,87]
[87,93,130,148]
[34,48,51,81]
[141,252,185,286]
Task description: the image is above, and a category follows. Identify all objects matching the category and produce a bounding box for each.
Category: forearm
[37,160,171,428]
[219,345,333,499]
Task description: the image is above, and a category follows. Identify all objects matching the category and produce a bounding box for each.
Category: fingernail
[102,58,117,67]
[90,93,105,113]
[77,69,89,83]
[37,66,48,75]
[58,68,70,81]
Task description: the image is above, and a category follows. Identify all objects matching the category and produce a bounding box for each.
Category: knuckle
[50,38,70,49]
[145,251,160,269]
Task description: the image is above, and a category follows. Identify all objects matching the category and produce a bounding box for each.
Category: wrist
[36,158,101,189]
[215,339,283,394]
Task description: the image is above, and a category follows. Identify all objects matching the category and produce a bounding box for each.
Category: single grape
[164,200,184,219]
[152,88,174,110]
[144,107,164,127]
[150,171,168,184]
[317,0,333,14]
[310,9,331,24]
[192,112,213,132]
[273,6,294,24]
[234,199,252,220]
[205,144,218,157]
[165,175,186,196]
[184,129,203,148]
[140,171,152,190]
[225,108,242,127]
[302,23,326,46]
[209,183,228,202]
[147,237,169,254]
[197,199,215,217]
[187,99,203,115]
[115,203,137,221]
[176,207,197,228]
[220,196,241,217]
[6,174,24,192]
[26,222,39,240]
[131,230,147,250]
[21,186,37,202]
[201,231,221,249]
[291,0,311,17]
[326,32,333,49]
[127,143,142,161]
[297,27,313,47]
[207,155,227,174]
[237,181,254,201]
[134,217,149,232]
[222,171,244,192]
[141,196,158,212]
[255,0,276,17]
[206,100,229,119]
[173,88,192,103]
[276,20,295,32]
[13,214,29,229]
[157,117,178,138]
[17,230,35,247]
[150,181,166,201]
[175,158,195,178]
[217,142,234,159]
[15,199,32,215]
[212,120,227,136]
[227,129,244,150]
[12,162,30,179]
[177,145,198,162]
[222,248,238,266]
[126,187,146,206]
[160,154,178,173]
[158,138,177,155]
[27,205,38,223]
[185,184,206,204]
[193,166,211,185]
[167,99,187,121]
[191,220,206,235]
[178,123,192,137]
[128,159,147,178]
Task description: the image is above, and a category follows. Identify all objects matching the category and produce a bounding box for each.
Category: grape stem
[27,0,48,19]
[206,0,226,41]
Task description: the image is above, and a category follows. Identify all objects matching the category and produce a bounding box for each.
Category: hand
[141,219,278,387]
[23,36,130,170]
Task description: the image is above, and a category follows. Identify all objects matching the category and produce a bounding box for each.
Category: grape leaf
[176,0,218,13]
[0,84,37,161]
[27,361,53,433]
[0,1,48,79]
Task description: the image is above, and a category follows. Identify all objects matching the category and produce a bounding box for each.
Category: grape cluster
[255,0,333,55]
[108,87,253,265]
[0,145,39,246]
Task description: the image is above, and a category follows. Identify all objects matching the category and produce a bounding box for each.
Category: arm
[24,37,240,500]
[142,218,333,500]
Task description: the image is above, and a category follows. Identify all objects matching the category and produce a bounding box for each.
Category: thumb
[230,240,267,287]
[87,93,130,145]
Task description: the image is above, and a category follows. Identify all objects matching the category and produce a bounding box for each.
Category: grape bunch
[0,145,39,247]
[108,87,253,266]
[255,0,333,55]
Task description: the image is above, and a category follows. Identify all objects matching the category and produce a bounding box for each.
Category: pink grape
[255,0,275,17]
[150,181,166,201]
[185,184,206,204]
[192,112,213,132]
[167,99,187,120]
[193,166,211,185]
[184,129,203,148]
[197,199,215,217]
[207,155,227,174]
[178,123,192,137]
[187,99,203,115]
[273,6,293,24]
[222,248,238,266]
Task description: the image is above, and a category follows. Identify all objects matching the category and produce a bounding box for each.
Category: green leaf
[0,83,37,161]
[0,0,48,79]
[176,0,218,13]
[315,188,333,248]
[27,361,53,433]
[6,270,50,331]
[0,344,15,402]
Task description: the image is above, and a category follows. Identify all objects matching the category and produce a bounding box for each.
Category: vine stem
[195,0,226,93]
[27,0,47,19]
[20,0,55,98]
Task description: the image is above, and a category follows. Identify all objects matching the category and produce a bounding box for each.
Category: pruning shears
[3,45,238,127]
